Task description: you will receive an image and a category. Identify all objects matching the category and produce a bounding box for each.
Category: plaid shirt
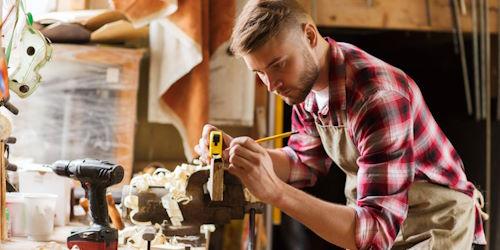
[281,37,486,249]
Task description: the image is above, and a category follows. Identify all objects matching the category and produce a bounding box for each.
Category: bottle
[6,207,11,238]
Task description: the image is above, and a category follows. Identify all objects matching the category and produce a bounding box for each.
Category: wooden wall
[298,0,499,33]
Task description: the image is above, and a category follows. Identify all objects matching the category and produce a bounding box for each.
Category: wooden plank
[208,159,224,201]
[1,142,6,241]
[299,0,499,33]
[57,0,88,11]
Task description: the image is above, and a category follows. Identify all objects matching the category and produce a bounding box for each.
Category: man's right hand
[194,124,233,164]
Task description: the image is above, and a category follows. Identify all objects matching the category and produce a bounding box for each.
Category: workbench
[0,222,83,250]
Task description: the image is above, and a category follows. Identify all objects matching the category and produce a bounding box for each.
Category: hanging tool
[460,0,467,15]
[4,0,52,99]
[425,0,432,27]
[479,0,487,119]
[485,0,491,119]
[50,159,124,250]
[497,0,500,120]
[472,0,481,120]
[450,0,473,115]
[3,137,16,192]
[0,44,18,115]
[483,0,492,246]
[248,208,256,250]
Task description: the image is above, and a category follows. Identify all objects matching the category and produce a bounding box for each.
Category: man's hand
[227,136,285,204]
[194,124,233,164]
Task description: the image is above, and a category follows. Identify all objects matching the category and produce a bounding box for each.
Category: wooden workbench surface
[0,222,81,250]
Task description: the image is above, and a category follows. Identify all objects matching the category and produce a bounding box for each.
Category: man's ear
[303,23,317,48]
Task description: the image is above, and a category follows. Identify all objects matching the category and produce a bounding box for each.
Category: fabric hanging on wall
[209,40,255,127]
[109,0,178,28]
[208,0,255,128]
[148,0,255,161]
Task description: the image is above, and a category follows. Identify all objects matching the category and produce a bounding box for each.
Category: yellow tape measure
[209,131,223,159]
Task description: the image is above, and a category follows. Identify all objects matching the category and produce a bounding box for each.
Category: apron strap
[334,110,346,127]
[473,188,489,221]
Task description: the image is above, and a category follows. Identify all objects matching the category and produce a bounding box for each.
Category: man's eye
[275,60,286,69]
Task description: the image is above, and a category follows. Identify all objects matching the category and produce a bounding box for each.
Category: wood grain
[298,0,499,33]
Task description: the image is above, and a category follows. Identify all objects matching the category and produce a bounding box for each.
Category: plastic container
[5,192,26,237]
[23,193,57,241]
[18,164,72,226]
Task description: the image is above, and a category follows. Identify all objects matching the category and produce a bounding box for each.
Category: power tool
[50,159,124,250]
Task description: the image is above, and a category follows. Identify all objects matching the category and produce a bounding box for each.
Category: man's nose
[268,80,283,93]
[265,75,282,92]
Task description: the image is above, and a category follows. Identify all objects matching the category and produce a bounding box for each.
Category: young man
[194,0,487,249]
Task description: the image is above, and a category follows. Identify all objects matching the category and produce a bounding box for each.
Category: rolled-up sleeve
[280,104,332,188]
[350,90,415,250]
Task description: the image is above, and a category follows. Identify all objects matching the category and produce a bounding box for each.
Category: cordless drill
[50,159,124,250]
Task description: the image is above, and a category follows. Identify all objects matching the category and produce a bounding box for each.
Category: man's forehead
[243,34,297,70]
[243,49,282,71]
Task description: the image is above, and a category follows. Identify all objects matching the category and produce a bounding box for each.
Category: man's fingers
[229,153,254,171]
[202,124,218,137]
[227,164,244,179]
[230,136,262,153]
[222,148,230,162]
[229,144,258,163]
[194,144,201,155]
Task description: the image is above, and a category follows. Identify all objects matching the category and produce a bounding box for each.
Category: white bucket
[18,164,72,226]
[6,192,26,237]
[23,193,58,241]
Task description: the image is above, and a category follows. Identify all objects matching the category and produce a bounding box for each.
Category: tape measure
[209,131,223,160]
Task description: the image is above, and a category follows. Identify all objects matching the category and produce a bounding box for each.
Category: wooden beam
[1,142,6,241]
[298,0,499,33]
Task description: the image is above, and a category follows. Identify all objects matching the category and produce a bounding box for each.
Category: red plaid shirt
[281,37,486,249]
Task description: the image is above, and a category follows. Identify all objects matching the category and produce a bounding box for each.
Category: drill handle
[87,183,110,227]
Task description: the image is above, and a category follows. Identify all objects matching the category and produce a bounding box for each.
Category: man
[194,1,487,249]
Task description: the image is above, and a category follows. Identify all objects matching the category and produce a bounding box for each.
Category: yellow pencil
[255,131,298,143]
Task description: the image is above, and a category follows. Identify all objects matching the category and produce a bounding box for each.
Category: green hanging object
[26,12,33,26]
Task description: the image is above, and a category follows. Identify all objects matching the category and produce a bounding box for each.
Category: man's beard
[282,51,320,105]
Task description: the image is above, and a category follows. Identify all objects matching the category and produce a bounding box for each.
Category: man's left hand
[227,136,285,204]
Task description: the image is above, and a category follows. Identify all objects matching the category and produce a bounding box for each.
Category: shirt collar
[304,37,347,114]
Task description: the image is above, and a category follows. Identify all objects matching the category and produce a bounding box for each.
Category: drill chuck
[50,159,124,186]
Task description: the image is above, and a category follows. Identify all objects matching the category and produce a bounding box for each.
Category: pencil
[255,131,298,143]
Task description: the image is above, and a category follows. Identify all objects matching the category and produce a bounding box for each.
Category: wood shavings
[161,195,183,227]
[125,161,209,226]
[244,188,260,203]
[122,224,166,249]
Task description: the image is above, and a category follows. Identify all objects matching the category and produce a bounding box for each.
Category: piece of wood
[82,10,126,31]
[79,197,89,214]
[57,0,88,11]
[298,0,499,33]
[0,142,5,241]
[90,20,149,43]
[208,159,224,201]
[106,193,124,230]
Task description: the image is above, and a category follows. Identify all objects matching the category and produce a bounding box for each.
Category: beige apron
[315,111,477,249]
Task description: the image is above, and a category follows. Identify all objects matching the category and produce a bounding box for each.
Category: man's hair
[229,0,310,55]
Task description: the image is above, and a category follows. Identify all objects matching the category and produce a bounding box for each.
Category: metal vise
[125,168,264,241]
